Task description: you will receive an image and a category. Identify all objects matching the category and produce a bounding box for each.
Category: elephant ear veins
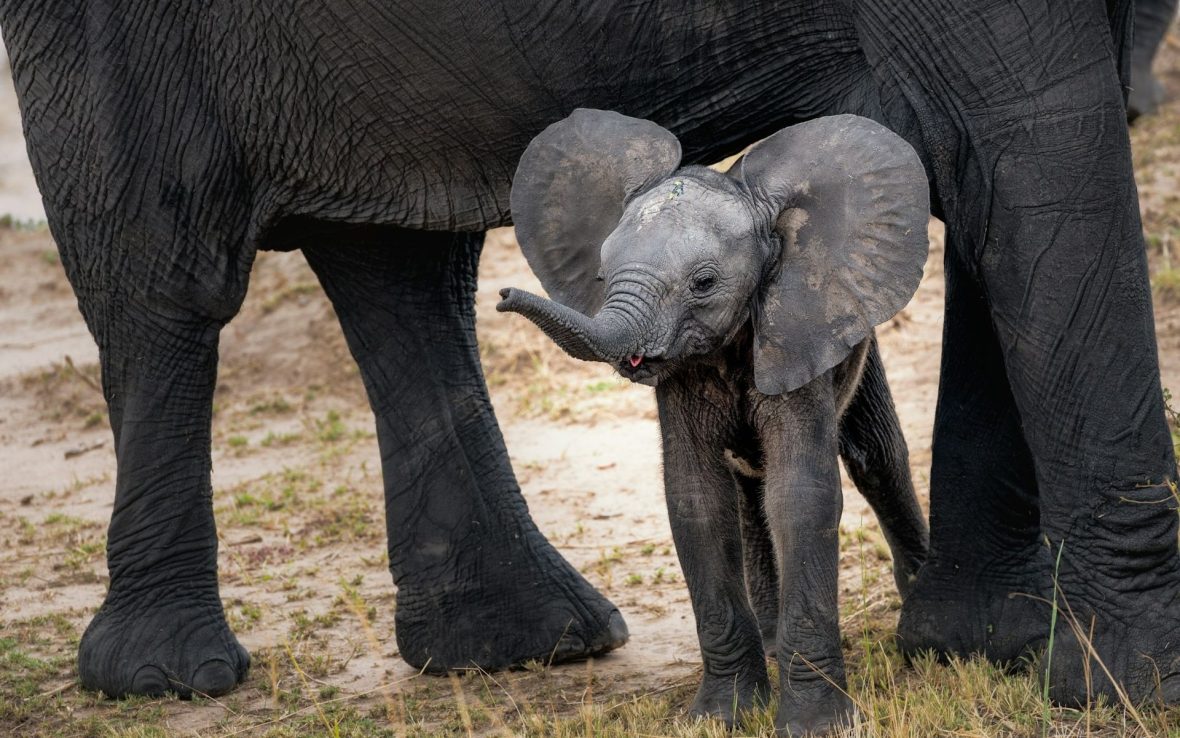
[740,115,929,395]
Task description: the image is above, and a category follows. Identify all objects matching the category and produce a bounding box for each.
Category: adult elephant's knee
[302,230,628,672]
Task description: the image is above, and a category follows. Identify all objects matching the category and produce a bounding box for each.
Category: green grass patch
[251,397,295,415]
[1154,267,1180,299]
[261,430,303,447]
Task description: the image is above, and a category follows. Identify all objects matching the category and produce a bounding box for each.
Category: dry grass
[6,510,1180,737]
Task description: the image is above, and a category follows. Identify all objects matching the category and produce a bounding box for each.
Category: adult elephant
[3,0,1178,710]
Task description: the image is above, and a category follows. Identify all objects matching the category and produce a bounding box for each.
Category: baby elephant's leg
[758,382,855,736]
[656,383,770,727]
[838,339,928,596]
[736,474,779,657]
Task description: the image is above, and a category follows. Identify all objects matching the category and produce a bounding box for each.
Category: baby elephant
[498,109,930,735]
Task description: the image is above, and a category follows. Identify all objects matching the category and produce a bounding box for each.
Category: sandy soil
[3,36,1180,736]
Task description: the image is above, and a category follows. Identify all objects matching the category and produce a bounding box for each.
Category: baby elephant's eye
[691,273,717,294]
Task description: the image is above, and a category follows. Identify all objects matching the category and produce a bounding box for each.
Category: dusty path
[2,37,1180,736]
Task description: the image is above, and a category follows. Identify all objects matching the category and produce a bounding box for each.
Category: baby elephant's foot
[773,648,855,737]
[775,688,856,737]
[689,669,772,729]
[79,591,249,698]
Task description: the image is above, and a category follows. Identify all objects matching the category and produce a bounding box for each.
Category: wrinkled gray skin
[499,112,931,735]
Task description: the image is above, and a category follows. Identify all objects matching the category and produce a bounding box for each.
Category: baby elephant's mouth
[617,354,665,384]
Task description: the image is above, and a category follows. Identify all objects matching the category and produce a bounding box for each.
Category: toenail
[606,610,629,646]
[554,631,587,659]
[191,659,239,697]
[129,664,170,697]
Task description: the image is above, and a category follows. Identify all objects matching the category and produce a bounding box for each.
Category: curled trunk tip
[496,287,637,363]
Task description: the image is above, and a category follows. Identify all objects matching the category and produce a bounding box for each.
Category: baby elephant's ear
[740,115,929,395]
[510,109,682,316]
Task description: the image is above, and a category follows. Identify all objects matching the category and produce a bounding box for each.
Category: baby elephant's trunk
[496,288,637,363]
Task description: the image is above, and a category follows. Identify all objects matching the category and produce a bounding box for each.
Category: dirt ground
[5,31,1180,738]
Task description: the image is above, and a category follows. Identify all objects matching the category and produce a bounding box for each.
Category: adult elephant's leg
[1128,0,1178,121]
[977,120,1180,703]
[837,338,928,599]
[895,238,1048,663]
[75,250,251,698]
[303,232,626,672]
[858,0,1180,703]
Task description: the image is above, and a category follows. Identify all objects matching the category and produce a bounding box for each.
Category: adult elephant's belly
[235,31,551,232]
[230,0,873,237]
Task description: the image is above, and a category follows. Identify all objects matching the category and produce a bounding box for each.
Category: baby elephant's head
[498,109,929,395]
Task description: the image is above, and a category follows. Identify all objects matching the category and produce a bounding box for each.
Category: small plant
[316,410,346,443]
[1042,538,1065,738]
[250,396,294,415]
[1154,268,1180,299]
[227,600,263,633]
[1153,236,1180,299]
[261,430,302,447]
[585,380,619,393]
[0,214,48,230]
[62,537,105,570]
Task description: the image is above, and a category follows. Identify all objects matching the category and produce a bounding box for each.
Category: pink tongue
[629,355,643,368]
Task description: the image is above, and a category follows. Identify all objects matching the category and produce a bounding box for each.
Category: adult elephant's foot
[393,530,628,672]
[1047,591,1180,706]
[897,546,1051,665]
[78,591,249,698]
